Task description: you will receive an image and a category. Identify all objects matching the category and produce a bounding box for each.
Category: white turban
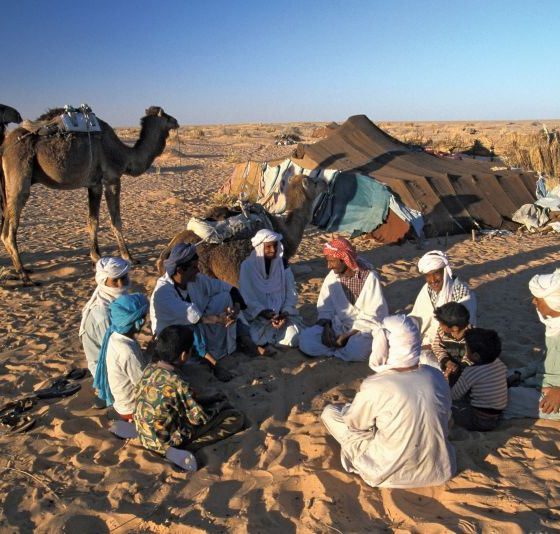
[529,269,560,337]
[95,257,130,286]
[529,270,560,311]
[369,315,421,373]
[79,257,131,336]
[418,250,454,306]
[251,229,283,249]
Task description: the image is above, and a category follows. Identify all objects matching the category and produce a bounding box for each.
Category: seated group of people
[78,230,560,487]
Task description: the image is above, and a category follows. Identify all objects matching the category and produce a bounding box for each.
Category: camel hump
[24,105,102,136]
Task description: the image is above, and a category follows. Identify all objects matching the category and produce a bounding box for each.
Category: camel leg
[87,185,103,264]
[104,182,135,263]
[1,172,33,285]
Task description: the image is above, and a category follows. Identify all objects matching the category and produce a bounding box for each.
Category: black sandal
[0,398,36,435]
[34,378,81,399]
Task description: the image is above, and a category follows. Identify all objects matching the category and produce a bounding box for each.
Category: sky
[3,0,560,126]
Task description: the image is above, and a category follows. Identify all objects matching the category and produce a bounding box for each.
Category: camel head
[0,104,22,125]
[285,174,328,211]
[143,106,179,132]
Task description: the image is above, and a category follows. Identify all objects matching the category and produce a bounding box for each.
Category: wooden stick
[471,229,476,242]
[1,467,66,508]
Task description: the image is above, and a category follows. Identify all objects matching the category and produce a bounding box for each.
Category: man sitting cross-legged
[505,269,560,420]
[94,293,151,421]
[150,243,247,381]
[134,325,245,456]
[410,250,476,350]
[79,256,131,408]
[299,238,388,362]
[321,315,456,488]
[239,229,303,356]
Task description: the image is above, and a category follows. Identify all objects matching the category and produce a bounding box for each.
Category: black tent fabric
[290,115,536,237]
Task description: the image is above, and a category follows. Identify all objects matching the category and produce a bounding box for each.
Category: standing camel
[156,174,328,286]
[0,104,22,145]
[1,106,178,284]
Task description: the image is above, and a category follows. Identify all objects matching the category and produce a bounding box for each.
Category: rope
[173,129,188,228]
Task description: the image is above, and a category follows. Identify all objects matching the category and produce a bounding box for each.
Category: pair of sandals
[0,368,86,435]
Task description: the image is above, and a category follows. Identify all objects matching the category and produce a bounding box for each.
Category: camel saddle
[21,104,102,136]
[187,201,273,244]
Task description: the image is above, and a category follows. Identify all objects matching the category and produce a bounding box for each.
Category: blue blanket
[313,173,391,236]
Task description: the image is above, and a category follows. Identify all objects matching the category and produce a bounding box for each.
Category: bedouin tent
[220,115,537,243]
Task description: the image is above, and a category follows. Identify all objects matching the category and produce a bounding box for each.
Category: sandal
[0,413,35,434]
[65,368,88,381]
[34,378,81,399]
[0,398,36,435]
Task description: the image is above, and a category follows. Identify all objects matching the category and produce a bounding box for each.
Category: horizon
[4,0,560,126]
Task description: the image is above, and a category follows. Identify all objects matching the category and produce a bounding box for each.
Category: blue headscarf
[164,243,197,276]
[93,293,149,405]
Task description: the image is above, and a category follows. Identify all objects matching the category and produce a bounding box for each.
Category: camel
[0,104,22,145]
[156,174,328,286]
[1,106,178,284]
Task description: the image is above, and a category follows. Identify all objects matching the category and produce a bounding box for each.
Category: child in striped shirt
[450,328,508,431]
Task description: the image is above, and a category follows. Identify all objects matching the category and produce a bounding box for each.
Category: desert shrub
[501,129,560,182]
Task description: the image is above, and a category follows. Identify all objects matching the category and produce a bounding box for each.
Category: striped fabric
[451,358,508,410]
[432,325,472,368]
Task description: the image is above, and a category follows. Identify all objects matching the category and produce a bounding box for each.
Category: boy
[450,328,508,431]
[432,302,472,384]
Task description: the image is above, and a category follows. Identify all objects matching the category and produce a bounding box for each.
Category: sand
[1,122,560,533]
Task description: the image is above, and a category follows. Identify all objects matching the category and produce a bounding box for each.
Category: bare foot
[257,345,276,356]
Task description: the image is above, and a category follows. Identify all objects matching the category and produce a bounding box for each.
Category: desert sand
[1,121,560,533]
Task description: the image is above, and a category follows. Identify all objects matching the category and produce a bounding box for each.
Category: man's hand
[213,361,234,382]
[321,324,337,348]
[259,309,275,321]
[335,331,357,348]
[540,387,560,414]
[271,312,287,330]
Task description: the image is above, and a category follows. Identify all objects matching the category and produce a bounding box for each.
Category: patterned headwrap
[323,238,359,271]
[94,293,149,405]
[164,243,197,276]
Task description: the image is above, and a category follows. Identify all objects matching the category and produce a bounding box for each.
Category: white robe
[321,365,456,488]
[239,260,302,347]
[410,279,477,346]
[299,270,388,361]
[150,272,236,359]
[107,333,150,415]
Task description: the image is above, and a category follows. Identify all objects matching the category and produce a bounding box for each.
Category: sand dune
[1,122,559,532]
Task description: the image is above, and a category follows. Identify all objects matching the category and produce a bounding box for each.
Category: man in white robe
[79,257,130,407]
[299,238,388,361]
[504,269,560,420]
[321,314,456,488]
[410,250,476,354]
[239,229,302,354]
[150,243,246,381]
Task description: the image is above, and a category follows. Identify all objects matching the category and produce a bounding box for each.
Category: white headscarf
[246,229,285,313]
[79,257,130,336]
[369,315,421,373]
[418,250,454,306]
[529,269,560,337]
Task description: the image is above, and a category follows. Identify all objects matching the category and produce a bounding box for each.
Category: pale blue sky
[3,0,559,125]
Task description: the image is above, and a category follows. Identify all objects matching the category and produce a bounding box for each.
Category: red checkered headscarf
[323,238,359,270]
